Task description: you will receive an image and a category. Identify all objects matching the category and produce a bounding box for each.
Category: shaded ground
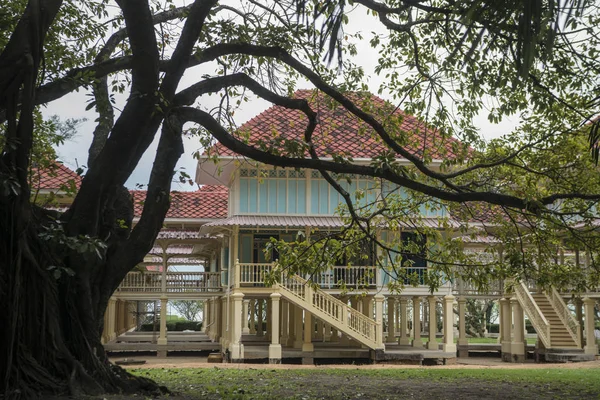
[58,358,600,399]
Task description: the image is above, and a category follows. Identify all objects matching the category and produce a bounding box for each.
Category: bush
[488,323,499,333]
[138,320,203,332]
[525,320,536,334]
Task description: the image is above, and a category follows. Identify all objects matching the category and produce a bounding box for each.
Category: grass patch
[130,367,600,399]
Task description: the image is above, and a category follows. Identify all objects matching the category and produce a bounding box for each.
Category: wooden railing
[315,266,377,289]
[116,271,221,293]
[237,262,273,287]
[118,271,163,292]
[549,287,582,348]
[453,278,503,296]
[279,273,382,349]
[513,280,551,348]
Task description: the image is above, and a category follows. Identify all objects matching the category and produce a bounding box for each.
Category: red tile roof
[33,163,228,220]
[132,186,228,219]
[30,162,81,190]
[209,90,462,160]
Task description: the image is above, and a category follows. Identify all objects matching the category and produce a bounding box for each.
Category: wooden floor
[105,331,459,364]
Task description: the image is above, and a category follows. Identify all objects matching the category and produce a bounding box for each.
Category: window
[400,232,427,284]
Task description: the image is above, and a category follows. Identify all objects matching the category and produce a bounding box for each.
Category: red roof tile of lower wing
[132,186,228,219]
[30,162,81,190]
[207,90,461,160]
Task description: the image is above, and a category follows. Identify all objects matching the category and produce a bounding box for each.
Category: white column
[281,299,289,345]
[107,297,117,342]
[363,296,373,318]
[302,311,314,352]
[293,305,303,348]
[242,299,250,334]
[510,297,525,362]
[386,297,396,343]
[287,303,296,347]
[427,296,438,350]
[315,319,324,340]
[398,297,410,345]
[500,297,511,358]
[375,294,384,347]
[229,292,244,361]
[249,299,256,334]
[257,299,264,336]
[269,293,282,363]
[442,295,456,353]
[323,322,332,341]
[157,296,168,345]
[412,296,423,348]
[457,297,468,346]
[583,297,598,355]
[266,298,272,341]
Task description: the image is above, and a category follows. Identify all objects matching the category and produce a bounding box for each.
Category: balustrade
[116,271,221,293]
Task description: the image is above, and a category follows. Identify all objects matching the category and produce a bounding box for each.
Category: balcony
[116,271,221,296]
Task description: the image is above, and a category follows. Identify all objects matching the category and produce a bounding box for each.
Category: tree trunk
[0,195,165,399]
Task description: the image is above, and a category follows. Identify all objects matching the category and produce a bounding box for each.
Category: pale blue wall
[238,168,446,217]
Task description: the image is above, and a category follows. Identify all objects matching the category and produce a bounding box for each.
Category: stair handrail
[278,272,382,349]
[548,287,582,348]
[512,279,552,348]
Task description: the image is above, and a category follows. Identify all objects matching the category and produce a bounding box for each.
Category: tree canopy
[1,0,600,397]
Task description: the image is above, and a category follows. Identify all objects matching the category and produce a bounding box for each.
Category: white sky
[45,4,517,191]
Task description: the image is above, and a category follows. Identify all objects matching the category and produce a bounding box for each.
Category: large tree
[1,0,600,397]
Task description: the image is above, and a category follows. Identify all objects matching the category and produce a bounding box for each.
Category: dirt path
[113,355,600,370]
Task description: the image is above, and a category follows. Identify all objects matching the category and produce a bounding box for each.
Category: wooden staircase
[531,292,580,349]
[513,280,581,350]
[278,274,384,350]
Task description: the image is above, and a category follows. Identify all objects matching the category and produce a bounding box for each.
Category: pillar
[363,296,373,318]
[583,297,598,355]
[386,297,396,343]
[509,297,525,362]
[375,294,384,347]
[412,296,423,348]
[230,292,244,362]
[242,299,250,334]
[249,299,256,334]
[157,296,168,346]
[398,297,410,345]
[330,326,339,342]
[257,299,264,336]
[500,297,511,361]
[457,297,468,357]
[315,319,324,341]
[220,297,227,346]
[427,296,438,350]
[302,311,314,352]
[266,298,272,341]
[575,298,584,346]
[349,297,360,347]
[293,304,303,349]
[215,297,223,342]
[269,293,282,363]
[287,303,296,347]
[107,297,117,342]
[340,297,350,346]
[281,299,289,345]
[323,322,332,341]
[442,295,456,353]
[202,300,208,334]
